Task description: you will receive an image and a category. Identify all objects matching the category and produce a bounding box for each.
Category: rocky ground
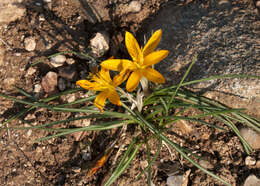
[0,0,260,185]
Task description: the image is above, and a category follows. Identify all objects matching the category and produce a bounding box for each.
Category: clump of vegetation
[1,29,259,186]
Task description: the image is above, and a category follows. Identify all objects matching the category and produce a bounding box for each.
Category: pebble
[90,32,110,57]
[0,0,26,25]
[26,67,36,77]
[33,84,42,93]
[167,175,184,186]
[82,152,91,161]
[0,46,4,66]
[58,66,76,80]
[58,78,66,91]
[24,113,36,120]
[256,1,260,8]
[66,58,75,65]
[35,2,41,6]
[3,77,15,90]
[140,160,148,169]
[24,36,36,51]
[127,1,142,13]
[218,0,232,8]
[50,55,66,67]
[67,94,76,103]
[39,14,45,21]
[27,129,32,137]
[45,42,52,50]
[245,156,256,166]
[240,128,260,150]
[256,160,260,168]
[72,167,81,173]
[243,175,260,186]
[199,159,214,170]
[41,71,58,93]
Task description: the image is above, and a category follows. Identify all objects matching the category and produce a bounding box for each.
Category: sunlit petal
[101,59,134,71]
[100,67,112,82]
[142,29,162,57]
[113,70,130,87]
[142,67,165,84]
[125,31,141,61]
[126,71,142,92]
[143,50,169,66]
[108,90,121,106]
[76,80,94,90]
[94,91,108,112]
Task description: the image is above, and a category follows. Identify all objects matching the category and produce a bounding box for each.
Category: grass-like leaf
[36,120,130,142]
[104,138,141,186]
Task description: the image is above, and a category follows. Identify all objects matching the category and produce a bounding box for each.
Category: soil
[0,0,260,186]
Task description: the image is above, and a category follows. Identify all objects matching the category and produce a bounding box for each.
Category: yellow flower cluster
[76,29,169,112]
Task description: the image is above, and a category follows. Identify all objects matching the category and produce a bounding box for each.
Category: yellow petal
[125,31,141,61]
[76,80,94,90]
[94,91,108,112]
[101,59,134,71]
[142,29,162,57]
[142,67,165,84]
[107,90,121,106]
[143,50,168,66]
[100,67,112,82]
[126,71,142,92]
[113,70,130,87]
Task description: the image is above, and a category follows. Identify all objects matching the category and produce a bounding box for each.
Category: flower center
[92,73,115,91]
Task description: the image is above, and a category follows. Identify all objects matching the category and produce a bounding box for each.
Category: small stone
[67,94,76,103]
[256,1,260,8]
[72,167,81,173]
[26,67,37,77]
[3,77,15,90]
[243,175,260,186]
[24,114,36,120]
[39,14,45,21]
[58,66,76,80]
[140,160,148,169]
[256,161,260,168]
[176,120,194,135]
[82,152,91,161]
[41,71,58,93]
[66,58,75,65]
[157,161,182,176]
[199,159,214,170]
[70,116,91,141]
[50,55,66,67]
[128,1,142,13]
[45,42,52,50]
[58,78,66,91]
[43,0,52,3]
[35,2,41,6]
[24,36,36,51]
[0,46,4,66]
[90,32,110,57]
[167,175,184,186]
[218,0,231,8]
[0,0,26,25]
[27,129,32,137]
[245,156,256,166]
[240,128,260,150]
[33,84,42,93]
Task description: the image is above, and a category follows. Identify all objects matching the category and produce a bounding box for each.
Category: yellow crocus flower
[76,67,125,112]
[101,29,169,92]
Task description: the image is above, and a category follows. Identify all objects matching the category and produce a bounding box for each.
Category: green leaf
[104,139,141,186]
